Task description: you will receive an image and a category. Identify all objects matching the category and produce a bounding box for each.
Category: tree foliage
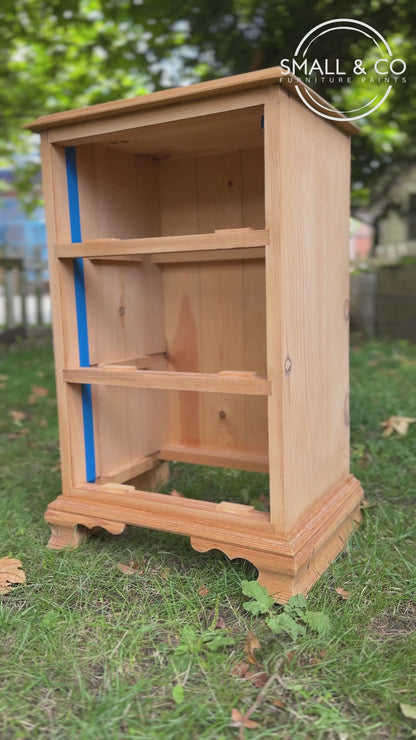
[1,0,415,207]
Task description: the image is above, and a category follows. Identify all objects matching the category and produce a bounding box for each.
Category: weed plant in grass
[0,341,415,739]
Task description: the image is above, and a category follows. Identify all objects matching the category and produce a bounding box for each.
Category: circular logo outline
[287,18,399,121]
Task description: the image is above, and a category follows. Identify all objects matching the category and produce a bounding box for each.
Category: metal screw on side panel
[163,351,169,359]
[119,306,125,316]
[219,410,226,419]
[284,356,292,375]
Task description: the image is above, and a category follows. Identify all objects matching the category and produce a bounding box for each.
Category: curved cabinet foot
[48,523,89,550]
[190,535,294,602]
[190,499,362,604]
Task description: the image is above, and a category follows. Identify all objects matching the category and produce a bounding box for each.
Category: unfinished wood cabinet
[28,68,363,602]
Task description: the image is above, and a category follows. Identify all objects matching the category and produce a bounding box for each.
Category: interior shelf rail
[63,367,271,395]
[55,228,269,259]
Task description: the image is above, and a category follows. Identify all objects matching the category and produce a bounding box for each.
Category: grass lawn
[0,339,415,739]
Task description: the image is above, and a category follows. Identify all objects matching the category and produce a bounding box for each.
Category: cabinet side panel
[72,146,166,481]
[269,88,351,530]
[42,140,87,488]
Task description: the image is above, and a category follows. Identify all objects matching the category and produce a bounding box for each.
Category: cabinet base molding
[44,473,362,602]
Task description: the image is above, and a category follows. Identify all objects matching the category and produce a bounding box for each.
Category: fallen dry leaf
[117,561,143,575]
[381,415,416,437]
[230,708,259,730]
[215,616,227,629]
[273,699,285,708]
[250,671,269,688]
[244,630,263,667]
[231,662,268,687]
[336,587,351,600]
[160,567,170,580]
[169,489,183,497]
[9,410,27,424]
[198,584,209,597]
[0,556,26,595]
[0,374,8,382]
[38,419,48,427]
[231,661,251,678]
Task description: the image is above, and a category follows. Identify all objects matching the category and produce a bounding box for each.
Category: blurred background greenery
[0,0,414,209]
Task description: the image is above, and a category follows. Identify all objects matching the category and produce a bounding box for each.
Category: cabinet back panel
[76,144,160,239]
[162,259,267,456]
[160,147,266,458]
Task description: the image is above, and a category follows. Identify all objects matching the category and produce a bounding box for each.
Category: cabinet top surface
[26,66,359,136]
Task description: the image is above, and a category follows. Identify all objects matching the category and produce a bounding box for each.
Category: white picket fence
[0,247,51,339]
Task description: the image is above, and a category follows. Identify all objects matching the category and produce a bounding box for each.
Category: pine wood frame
[29,68,363,602]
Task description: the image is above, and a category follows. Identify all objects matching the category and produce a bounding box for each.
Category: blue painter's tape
[73,257,90,367]
[65,146,96,482]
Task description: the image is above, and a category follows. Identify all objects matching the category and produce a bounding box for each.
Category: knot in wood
[284,356,292,375]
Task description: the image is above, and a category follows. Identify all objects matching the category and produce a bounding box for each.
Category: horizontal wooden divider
[63,367,271,395]
[55,228,269,259]
[158,445,269,473]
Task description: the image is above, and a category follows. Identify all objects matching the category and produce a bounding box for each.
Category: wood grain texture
[27,67,358,137]
[159,150,268,458]
[41,139,86,489]
[55,229,269,258]
[74,143,167,480]
[158,445,268,473]
[45,474,362,602]
[44,91,268,147]
[38,71,362,600]
[151,247,265,264]
[98,455,155,484]
[242,149,268,455]
[266,87,352,531]
[63,367,271,395]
